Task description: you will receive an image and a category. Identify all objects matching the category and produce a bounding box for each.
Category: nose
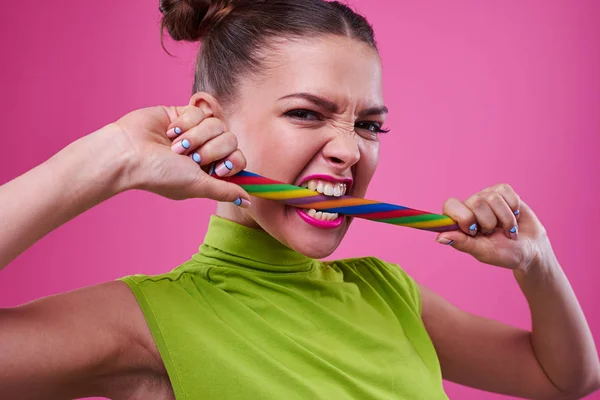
[321,132,360,171]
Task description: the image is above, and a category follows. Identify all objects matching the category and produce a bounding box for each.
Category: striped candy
[218,171,458,233]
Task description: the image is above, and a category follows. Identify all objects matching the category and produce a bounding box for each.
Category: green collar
[195,215,316,273]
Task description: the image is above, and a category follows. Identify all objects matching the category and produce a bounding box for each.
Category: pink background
[1,1,599,399]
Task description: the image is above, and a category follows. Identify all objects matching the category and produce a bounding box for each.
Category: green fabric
[120,216,448,399]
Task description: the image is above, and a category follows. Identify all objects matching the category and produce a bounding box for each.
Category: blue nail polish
[192,153,201,163]
[510,226,517,233]
[469,223,477,231]
[181,139,191,149]
[514,210,520,216]
[447,240,454,246]
[174,127,182,135]
[233,197,242,206]
[224,160,233,170]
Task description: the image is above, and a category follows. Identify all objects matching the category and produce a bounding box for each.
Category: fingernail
[469,223,478,236]
[233,197,251,208]
[485,230,495,236]
[437,237,454,245]
[514,209,520,217]
[214,160,234,177]
[166,126,183,139]
[191,153,201,163]
[509,225,518,240]
[171,139,191,154]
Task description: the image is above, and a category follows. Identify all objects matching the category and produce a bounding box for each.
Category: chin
[286,234,341,259]
[255,203,353,259]
[301,246,340,259]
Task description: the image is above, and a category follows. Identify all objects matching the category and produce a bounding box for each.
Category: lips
[296,208,345,229]
[294,173,353,229]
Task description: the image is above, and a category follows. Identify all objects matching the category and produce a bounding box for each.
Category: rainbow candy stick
[217,170,458,233]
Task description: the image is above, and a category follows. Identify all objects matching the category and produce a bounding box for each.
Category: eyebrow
[279,92,388,118]
[357,106,389,118]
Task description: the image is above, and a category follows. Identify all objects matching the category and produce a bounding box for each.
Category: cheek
[363,143,379,171]
[353,143,379,196]
[226,110,322,187]
[241,120,323,179]
[229,117,284,171]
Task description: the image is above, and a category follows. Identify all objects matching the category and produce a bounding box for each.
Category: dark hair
[159,0,377,104]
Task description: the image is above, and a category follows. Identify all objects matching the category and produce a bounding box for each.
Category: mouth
[293,174,353,229]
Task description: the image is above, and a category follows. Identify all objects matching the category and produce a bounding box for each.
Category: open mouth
[294,176,352,229]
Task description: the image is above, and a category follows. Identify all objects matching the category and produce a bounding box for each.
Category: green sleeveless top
[120,216,448,399]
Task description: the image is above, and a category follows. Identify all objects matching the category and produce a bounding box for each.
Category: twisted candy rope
[216,170,458,233]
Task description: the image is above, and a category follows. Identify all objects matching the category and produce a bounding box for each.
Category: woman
[0,0,598,399]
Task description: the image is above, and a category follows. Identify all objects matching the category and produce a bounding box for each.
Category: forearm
[515,240,600,396]
[0,125,132,270]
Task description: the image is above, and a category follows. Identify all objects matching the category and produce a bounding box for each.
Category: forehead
[242,35,384,107]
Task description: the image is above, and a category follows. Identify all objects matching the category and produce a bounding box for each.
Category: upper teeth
[301,179,347,197]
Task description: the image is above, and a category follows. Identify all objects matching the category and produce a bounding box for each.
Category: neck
[195,214,316,273]
[216,202,261,229]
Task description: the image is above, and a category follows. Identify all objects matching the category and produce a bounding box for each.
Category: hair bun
[159,0,234,42]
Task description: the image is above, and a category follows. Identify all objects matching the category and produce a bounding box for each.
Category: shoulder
[120,259,211,292]
[0,280,166,398]
[325,256,416,283]
[325,256,422,314]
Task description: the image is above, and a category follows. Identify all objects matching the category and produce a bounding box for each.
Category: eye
[285,109,323,121]
[355,121,390,134]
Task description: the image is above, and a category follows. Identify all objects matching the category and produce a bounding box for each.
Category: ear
[189,92,225,120]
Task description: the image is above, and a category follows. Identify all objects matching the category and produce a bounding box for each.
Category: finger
[494,183,521,220]
[193,173,251,208]
[165,106,208,139]
[481,189,518,240]
[170,137,193,155]
[436,231,494,263]
[190,151,203,164]
[436,231,484,259]
[464,193,498,235]
[171,118,225,154]
[171,118,227,156]
[190,148,246,177]
[160,105,214,124]
[513,200,539,228]
[442,198,478,236]
[191,131,239,168]
[210,149,247,177]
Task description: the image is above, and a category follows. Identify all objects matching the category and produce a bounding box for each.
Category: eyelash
[285,109,390,134]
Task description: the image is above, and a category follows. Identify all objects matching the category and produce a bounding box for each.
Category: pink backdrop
[1,1,598,399]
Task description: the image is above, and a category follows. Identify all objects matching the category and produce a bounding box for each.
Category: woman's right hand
[111,104,250,205]
[0,102,250,270]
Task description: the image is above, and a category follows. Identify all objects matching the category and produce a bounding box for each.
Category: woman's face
[217,35,386,259]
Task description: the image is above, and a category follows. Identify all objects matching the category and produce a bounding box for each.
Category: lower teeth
[305,208,339,221]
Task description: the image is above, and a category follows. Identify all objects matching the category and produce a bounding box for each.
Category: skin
[216,36,383,258]
[0,35,598,399]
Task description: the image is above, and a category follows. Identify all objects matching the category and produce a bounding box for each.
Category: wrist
[513,238,560,285]
[82,124,138,195]
[48,124,137,200]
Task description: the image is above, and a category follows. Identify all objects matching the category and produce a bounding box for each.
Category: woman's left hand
[437,184,552,272]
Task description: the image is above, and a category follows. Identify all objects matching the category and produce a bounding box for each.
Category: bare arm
[0,102,248,271]
[515,251,600,396]
[0,127,131,270]
[420,254,600,399]
[0,129,156,399]
[428,184,600,398]
[0,103,249,398]
[0,281,165,399]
